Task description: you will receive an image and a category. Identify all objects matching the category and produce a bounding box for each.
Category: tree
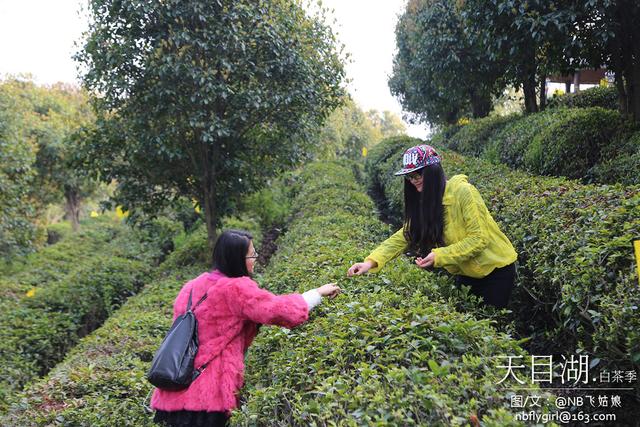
[461,0,576,113]
[570,0,640,121]
[0,81,38,259]
[77,0,345,248]
[367,110,407,138]
[29,83,98,231]
[312,97,382,160]
[389,0,504,125]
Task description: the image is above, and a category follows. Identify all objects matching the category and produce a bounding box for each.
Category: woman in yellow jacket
[348,144,517,308]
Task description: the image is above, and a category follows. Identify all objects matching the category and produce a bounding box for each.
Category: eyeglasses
[246,252,259,259]
[405,171,422,181]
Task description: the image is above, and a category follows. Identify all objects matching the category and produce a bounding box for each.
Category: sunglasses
[246,252,259,259]
[405,171,423,181]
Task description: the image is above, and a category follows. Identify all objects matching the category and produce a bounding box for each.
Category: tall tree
[571,0,640,121]
[77,0,345,248]
[312,97,381,160]
[389,0,504,125]
[461,0,576,113]
[367,110,407,138]
[0,81,38,259]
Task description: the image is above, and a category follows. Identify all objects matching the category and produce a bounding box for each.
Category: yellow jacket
[365,175,517,278]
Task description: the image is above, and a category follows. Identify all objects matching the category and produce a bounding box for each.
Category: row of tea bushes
[366,137,640,378]
[547,86,619,111]
[0,219,260,426]
[0,216,136,301]
[235,162,552,425]
[440,107,638,185]
[0,214,185,411]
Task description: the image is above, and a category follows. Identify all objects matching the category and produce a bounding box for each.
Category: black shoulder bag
[147,289,217,390]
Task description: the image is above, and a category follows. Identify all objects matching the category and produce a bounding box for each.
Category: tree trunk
[565,81,571,94]
[203,182,217,254]
[573,71,581,93]
[523,75,539,114]
[64,187,81,232]
[632,36,640,122]
[470,90,492,118]
[539,74,547,111]
[202,145,218,252]
[614,71,628,116]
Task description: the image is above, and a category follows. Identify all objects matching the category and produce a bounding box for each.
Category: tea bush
[547,86,618,110]
[2,164,552,426]
[367,138,640,380]
[0,214,187,411]
[436,106,637,185]
[446,115,517,157]
[234,162,551,425]
[524,107,631,180]
[0,216,259,426]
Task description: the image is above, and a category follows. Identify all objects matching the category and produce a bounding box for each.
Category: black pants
[455,262,516,309]
[153,410,229,427]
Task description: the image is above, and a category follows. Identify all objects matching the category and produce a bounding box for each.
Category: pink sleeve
[223,277,309,329]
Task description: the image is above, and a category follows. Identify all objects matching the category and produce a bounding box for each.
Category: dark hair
[403,163,446,256]
[212,229,253,278]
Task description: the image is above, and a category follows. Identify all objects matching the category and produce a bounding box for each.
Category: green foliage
[547,86,619,110]
[390,0,502,124]
[589,130,640,186]
[523,107,631,180]
[234,161,550,425]
[484,109,570,168]
[447,115,517,156]
[311,97,382,160]
[437,107,637,185]
[0,78,98,238]
[242,181,292,230]
[0,215,262,425]
[77,0,346,247]
[367,138,640,381]
[0,79,38,258]
[0,216,159,411]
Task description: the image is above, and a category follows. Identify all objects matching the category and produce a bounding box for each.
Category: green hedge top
[236,161,551,426]
[367,137,640,377]
[547,86,618,110]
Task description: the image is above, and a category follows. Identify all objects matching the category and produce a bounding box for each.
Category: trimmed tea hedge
[367,137,640,379]
[0,215,184,411]
[2,163,552,426]
[235,162,551,425]
[438,107,637,185]
[0,219,259,426]
[547,86,618,111]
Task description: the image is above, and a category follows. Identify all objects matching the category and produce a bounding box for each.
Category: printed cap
[394,144,441,176]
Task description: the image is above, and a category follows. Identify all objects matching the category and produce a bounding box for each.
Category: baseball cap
[394,144,441,176]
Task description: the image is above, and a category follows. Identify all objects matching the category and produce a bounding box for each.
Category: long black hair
[403,163,446,256]
[212,229,253,277]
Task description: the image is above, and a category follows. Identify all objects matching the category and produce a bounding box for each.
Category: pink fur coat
[151,270,309,413]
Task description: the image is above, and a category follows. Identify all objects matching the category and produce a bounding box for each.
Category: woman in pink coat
[151,229,340,426]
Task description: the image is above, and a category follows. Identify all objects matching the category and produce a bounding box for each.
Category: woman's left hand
[415,252,436,269]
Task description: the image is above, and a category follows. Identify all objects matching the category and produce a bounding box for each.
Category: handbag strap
[195,327,244,375]
[185,287,209,314]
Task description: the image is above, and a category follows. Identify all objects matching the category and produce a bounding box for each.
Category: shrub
[366,138,640,380]
[547,86,618,110]
[485,109,569,169]
[589,130,640,185]
[446,115,518,156]
[0,215,262,425]
[0,256,149,410]
[1,163,551,426]
[524,107,632,180]
[234,162,550,425]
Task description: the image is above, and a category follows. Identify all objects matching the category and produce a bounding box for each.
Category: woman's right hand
[347,260,375,276]
[317,283,341,299]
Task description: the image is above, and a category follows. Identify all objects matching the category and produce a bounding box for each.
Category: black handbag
[147,289,213,390]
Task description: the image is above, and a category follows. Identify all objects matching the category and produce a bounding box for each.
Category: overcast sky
[0,0,429,137]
